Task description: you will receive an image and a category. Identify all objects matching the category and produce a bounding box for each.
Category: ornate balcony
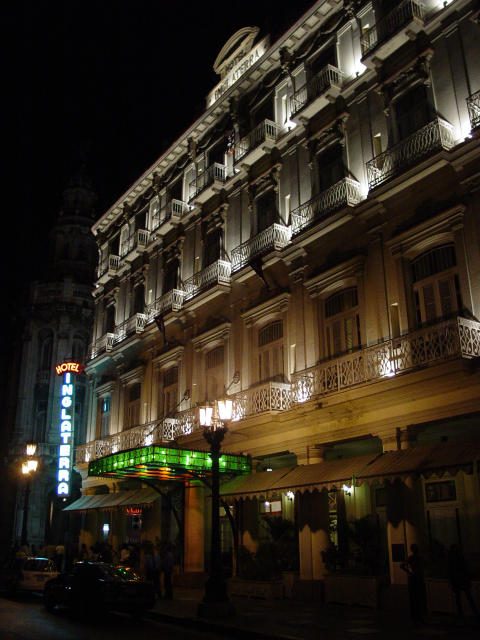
[76,412,198,465]
[151,199,190,236]
[234,119,282,166]
[292,317,480,403]
[231,381,292,421]
[97,254,120,284]
[290,65,343,120]
[145,289,185,322]
[467,89,480,131]
[189,163,226,203]
[361,0,426,61]
[120,229,149,261]
[113,313,147,344]
[88,332,115,360]
[291,178,362,236]
[366,118,455,190]
[183,260,231,301]
[231,223,291,272]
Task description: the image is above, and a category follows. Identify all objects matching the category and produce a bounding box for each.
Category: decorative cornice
[304,255,365,298]
[191,322,231,352]
[152,345,184,370]
[241,292,291,327]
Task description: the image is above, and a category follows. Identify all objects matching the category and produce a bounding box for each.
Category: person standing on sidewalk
[448,544,479,617]
[161,542,174,599]
[401,544,427,625]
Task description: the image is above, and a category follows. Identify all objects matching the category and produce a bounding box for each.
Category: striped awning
[220,440,480,499]
[63,488,161,512]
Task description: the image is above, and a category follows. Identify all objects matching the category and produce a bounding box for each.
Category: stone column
[298,490,330,581]
[184,482,205,573]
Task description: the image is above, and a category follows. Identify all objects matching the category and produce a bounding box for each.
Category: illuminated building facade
[78,1,480,604]
[6,172,96,548]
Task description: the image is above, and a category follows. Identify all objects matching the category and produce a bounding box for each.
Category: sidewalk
[146,587,480,639]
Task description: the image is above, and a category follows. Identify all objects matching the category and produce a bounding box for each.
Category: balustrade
[183,260,231,300]
[189,163,226,200]
[145,289,185,322]
[366,118,455,189]
[292,317,480,403]
[113,313,147,344]
[291,178,362,235]
[231,223,291,271]
[234,119,281,163]
[361,0,425,56]
[290,65,343,116]
[467,90,480,131]
[231,381,292,421]
[88,332,115,360]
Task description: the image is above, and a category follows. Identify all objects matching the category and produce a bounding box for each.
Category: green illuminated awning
[88,445,251,481]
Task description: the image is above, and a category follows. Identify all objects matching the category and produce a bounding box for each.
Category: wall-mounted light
[103,523,110,534]
[342,484,353,495]
[264,500,270,508]
[286,491,295,500]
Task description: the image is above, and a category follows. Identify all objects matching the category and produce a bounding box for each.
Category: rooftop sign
[207,31,269,107]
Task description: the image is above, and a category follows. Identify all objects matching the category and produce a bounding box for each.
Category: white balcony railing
[150,199,189,232]
[231,223,291,271]
[88,332,116,360]
[291,178,362,235]
[467,90,480,131]
[97,254,120,280]
[183,260,231,300]
[292,317,480,403]
[366,118,455,189]
[189,163,226,201]
[234,119,281,164]
[361,0,426,56]
[120,229,150,258]
[145,289,185,322]
[290,65,344,116]
[113,313,147,344]
[231,381,292,421]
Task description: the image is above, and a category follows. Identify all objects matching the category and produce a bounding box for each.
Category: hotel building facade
[74,0,480,604]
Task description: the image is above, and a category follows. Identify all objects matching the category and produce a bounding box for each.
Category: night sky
[5,1,314,298]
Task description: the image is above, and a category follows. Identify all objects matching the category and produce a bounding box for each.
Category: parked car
[1,557,59,593]
[44,562,156,615]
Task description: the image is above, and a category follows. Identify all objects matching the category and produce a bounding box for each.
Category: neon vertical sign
[55,362,84,496]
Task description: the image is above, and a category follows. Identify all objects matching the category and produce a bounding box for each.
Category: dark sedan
[44,562,155,615]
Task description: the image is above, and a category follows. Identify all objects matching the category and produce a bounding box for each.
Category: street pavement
[147,587,480,640]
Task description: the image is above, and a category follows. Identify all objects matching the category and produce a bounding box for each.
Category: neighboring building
[7,171,96,548]
[75,0,479,604]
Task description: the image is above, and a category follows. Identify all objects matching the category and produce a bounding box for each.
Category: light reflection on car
[0,557,59,594]
[44,561,156,616]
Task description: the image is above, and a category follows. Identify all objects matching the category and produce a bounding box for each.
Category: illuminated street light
[21,443,39,546]
[198,399,235,618]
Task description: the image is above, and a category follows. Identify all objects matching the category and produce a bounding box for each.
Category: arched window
[411,244,461,325]
[324,287,361,357]
[39,332,53,371]
[72,335,85,363]
[258,320,284,382]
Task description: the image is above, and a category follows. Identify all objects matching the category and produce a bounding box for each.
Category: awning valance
[63,488,161,512]
[220,440,480,500]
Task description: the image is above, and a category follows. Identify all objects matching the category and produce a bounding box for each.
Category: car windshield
[74,563,140,581]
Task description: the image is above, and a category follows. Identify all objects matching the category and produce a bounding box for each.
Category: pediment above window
[153,345,184,370]
[191,322,231,352]
[241,292,290,327]
[304,255,365,298]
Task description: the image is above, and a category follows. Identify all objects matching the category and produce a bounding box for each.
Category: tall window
[258,320,284,383]
[164,259,179,293]
[205,346,224,401]
[317,144,344,192]
[100,396,111,438]
[395,84,430,141]
[411,244,461,326]
[125,383,141,428]
[324,287,361,357]
[204,229,222,267]
[39,332,53,371]
[162,367,178,417]
[133,283,145,314]
[104,304,116,334]
[256,190,277,233]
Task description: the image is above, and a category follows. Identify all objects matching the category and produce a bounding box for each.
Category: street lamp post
[198,400,235,618]
[20,444,38,547]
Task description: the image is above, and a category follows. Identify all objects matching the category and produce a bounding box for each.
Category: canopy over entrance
[87,444,251,481]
